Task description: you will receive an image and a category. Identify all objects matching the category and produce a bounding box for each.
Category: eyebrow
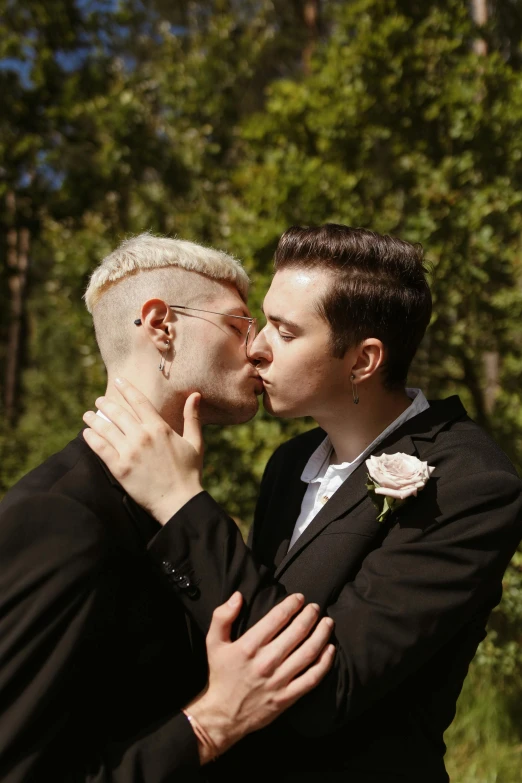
[261,307,300,330]
[223,307,251,318]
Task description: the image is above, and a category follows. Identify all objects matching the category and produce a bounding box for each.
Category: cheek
[195,329,244,370]
[296,366,330,400]
[270,358,327,409]
[214,342,248,372]
[272,341,324,380]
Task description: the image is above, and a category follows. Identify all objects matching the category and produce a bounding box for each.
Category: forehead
[264,267,332,319]
[198,277,251,316]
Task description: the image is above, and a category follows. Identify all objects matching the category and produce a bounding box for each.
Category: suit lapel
[274,431,417,578]
[273,396,467,579]
[268,441,319,569]
[272,480,308,569]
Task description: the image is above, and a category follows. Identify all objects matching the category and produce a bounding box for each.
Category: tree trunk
[302,0,320,75]
[483,350,500,416]
[470,1,500,416]
[4,192,29,426]
[461,352,488,429]
[471,0,488,55]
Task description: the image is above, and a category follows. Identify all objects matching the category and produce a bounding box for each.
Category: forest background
[1,0,522,779]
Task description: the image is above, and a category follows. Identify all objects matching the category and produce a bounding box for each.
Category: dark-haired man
[85,225,522,783]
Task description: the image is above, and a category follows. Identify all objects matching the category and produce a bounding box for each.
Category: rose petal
[374,486,417,500]
[367,454,434,498]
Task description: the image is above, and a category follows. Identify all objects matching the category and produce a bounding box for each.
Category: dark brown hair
[274,224,432,389]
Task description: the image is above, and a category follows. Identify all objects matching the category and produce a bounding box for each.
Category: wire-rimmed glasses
[133,305,257,357]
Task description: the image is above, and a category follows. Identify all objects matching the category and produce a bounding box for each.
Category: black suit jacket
[0,433,208,782]
[149,397,522,782]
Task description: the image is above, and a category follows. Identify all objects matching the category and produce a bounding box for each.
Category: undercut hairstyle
[84,233,249,369]
[274,224,432,389]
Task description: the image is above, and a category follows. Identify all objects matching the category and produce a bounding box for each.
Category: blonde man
[84,232,260,429]
[0,234,334,783]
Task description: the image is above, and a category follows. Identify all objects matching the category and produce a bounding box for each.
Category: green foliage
[231,0,522,456]
[0,0,320,489]
[445,650,522,782]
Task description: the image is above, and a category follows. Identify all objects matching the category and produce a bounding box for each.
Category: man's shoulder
[0,433,120,534]
[0,440,114,572]
[420,398,519,479]
[3,433,101,500]
[404,401,521,524]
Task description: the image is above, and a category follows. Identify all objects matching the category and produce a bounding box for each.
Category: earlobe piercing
[351,373,359,405]
[159,340,170,372]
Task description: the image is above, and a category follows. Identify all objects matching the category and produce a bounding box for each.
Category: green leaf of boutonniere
[366,475,407,523]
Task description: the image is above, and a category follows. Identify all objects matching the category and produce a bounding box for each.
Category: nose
[247,325,272,365]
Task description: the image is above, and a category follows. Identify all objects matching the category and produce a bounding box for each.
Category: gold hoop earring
[351,374,359,405]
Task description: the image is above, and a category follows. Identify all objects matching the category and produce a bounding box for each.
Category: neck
[105,367,185,434]
[315,384,412,464]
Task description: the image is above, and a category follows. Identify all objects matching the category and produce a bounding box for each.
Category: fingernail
[228,591,241,607]
[95,397,105,406]
[325,618,334,628]
[295,593,304,603]
[83,411,94,419]
[115,377,124,385]
[310,603,320,613]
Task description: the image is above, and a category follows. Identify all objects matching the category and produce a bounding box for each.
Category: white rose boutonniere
[365,453,435,523]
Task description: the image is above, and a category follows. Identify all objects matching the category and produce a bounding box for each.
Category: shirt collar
[301,388,429,484]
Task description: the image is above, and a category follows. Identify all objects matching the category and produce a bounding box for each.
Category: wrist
[184,691,239,760]
[182,708,219,765]
[153,483,204,526]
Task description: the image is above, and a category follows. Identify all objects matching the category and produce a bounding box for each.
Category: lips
[252,377,265,394]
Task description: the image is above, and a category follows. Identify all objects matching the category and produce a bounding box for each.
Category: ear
[350,338,385,384]
[139,298,175,351]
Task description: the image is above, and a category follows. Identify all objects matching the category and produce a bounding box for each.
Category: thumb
[206,592,243,647]
[182,392,203,456]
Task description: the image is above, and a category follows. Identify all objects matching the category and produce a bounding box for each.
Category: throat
[326,391,413,464]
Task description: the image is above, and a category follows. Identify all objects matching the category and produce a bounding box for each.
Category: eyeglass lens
[246,320,257,354]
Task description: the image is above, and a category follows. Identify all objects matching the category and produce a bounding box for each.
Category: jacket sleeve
[148,465,522,736]
[0,492,200,783]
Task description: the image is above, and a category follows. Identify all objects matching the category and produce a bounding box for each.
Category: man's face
[173,280,262,425]
[249,268,352,419]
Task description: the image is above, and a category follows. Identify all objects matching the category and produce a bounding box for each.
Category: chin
[200,395,259,425]
[262,391,301,419]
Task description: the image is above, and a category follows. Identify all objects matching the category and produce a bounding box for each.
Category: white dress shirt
[288,388,430,550]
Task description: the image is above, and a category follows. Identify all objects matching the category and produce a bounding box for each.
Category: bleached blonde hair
[84,232,250,369]
[84,232,249,312]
